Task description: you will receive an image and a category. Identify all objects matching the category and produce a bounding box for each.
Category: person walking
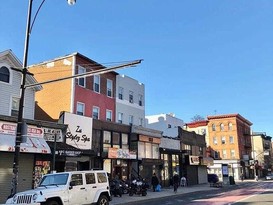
[173,173,179,193]
[151,173,159,192]
[180,176,187,187]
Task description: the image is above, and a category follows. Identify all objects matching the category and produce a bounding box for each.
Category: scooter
[129,178,148,196]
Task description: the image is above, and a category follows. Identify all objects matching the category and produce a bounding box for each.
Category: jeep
[6,170,112,205]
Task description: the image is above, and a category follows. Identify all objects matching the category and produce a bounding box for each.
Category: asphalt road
[123,181,273,205]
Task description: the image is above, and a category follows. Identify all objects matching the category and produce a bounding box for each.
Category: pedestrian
[180,176,187,187]
[151,173,159,192]
[173,172,179,193]
[240,173,244,182]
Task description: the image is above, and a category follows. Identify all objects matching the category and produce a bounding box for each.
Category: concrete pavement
[111,180,251,205]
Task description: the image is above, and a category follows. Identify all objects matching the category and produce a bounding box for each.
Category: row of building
[0,49,272,203]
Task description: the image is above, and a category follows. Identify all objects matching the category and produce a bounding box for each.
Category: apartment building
[116,74,145,126]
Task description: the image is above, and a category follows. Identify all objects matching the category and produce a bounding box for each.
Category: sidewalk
[110,180,254,205]
[111,183,223,205]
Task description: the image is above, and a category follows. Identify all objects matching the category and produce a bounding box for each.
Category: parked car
[6,170,112,205]
[208,173,219,183]
[265,173,273,180]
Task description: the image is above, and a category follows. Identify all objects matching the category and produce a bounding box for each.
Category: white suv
[6,170,112,205]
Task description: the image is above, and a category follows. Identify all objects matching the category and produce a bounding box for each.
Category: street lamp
[10,0,76,197]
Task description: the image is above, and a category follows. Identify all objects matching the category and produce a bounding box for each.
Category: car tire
[97,195,109,205]
[45,200,59,205]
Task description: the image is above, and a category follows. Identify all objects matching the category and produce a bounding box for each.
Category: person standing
[151,173,159,192]
[173,173,179,193]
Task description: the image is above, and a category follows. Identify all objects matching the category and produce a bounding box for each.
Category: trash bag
[155,184,161,192]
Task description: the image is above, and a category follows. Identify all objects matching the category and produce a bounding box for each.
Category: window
[118,112,123,124]
[129,91,134,103]
[106,110,112,121]
[103,131,111,152]
[228,123,233,131]
[85,173,95,184]
[97,172,107,183]
[107,79,113,97]
[93,75,100,93]
[168,124,171,128]
[139,118,143,126]
[221,136,226,144]
[113,132,120,148]
[92,107,99,119]
[229,136,234,144]
[71,174,83,186]
[0,66,10,83]
[77,66,86,87]
[138,94,143,106]
[199,147,203,155]
[222,150,227,159]
[129,115,133,125]
[213,136,217,145]
[231,149,235,159]
[212,124,216,131]
[214,151,219,159]
[76,102,84,116]
[118,87,123,100]
[122,133,128,149]
[220,123,224,131]
[11,97,20,117]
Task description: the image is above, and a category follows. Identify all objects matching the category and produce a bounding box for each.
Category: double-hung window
[118,87,123,100]
[106,110,112,121]
[78,66,86,87]
[11,97,20,117]
[107,79,113,97]
[76,102,84,116]
[92,107,99,119]
[118,112,123,124]
[129,91,134,103]
[94,75,100,93]
[138,94,143,106]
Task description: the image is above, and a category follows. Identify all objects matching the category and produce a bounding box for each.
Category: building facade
[115,75,145,126]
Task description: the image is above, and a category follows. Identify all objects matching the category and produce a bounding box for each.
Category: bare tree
[191,114,205,122]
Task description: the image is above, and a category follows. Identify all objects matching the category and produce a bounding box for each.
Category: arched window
[220,123,224,131]
[0,66,10,83]
[228,123,233,131]
[212,124,216,131]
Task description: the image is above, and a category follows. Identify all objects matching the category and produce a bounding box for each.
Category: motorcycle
[128,178,149,196]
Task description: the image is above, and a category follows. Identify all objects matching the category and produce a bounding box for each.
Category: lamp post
[11,0,76,197]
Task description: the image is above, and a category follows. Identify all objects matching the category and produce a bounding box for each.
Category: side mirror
[69,181,76,189]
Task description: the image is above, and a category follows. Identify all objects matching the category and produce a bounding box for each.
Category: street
[117,181,273,205]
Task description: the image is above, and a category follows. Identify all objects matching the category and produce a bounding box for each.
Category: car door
[84,172,97,203]
[68,173,87,205]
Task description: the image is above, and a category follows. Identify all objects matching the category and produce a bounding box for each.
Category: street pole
[11,0,32,197]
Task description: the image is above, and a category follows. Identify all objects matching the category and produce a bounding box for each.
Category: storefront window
[122,133,128,149]
[113,132,120,148]
[103,131,111,152]
[145,143,152,158]
[152,144,159,159]
[138,142,145,159]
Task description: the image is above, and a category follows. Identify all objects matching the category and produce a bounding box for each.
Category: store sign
[57,150,81,157]
[108,148,136,159]
[63,112,92,150]
[43,128,63,142]
[0,121,43,137]
[189,155,200,165]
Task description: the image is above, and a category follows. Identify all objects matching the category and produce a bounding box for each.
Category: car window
[86,173,96,184]
[97,172,107,183]
[71,174,83,186]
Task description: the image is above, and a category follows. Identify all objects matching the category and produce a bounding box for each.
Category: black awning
[47,141,82,157]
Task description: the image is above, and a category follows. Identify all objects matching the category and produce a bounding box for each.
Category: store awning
[0,133,51,154]
[47,141,82,157]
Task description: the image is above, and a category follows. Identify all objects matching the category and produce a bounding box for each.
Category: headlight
[13,195,17,203]
[33,193,38,201]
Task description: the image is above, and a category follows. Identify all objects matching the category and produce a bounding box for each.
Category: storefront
[130,125,163,184]
[0,118,51,203]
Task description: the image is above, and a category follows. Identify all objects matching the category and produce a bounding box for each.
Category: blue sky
[1,1,273,137]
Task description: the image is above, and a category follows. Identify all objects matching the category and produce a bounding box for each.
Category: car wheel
[97,195,109,205]
[45,200,59,205]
